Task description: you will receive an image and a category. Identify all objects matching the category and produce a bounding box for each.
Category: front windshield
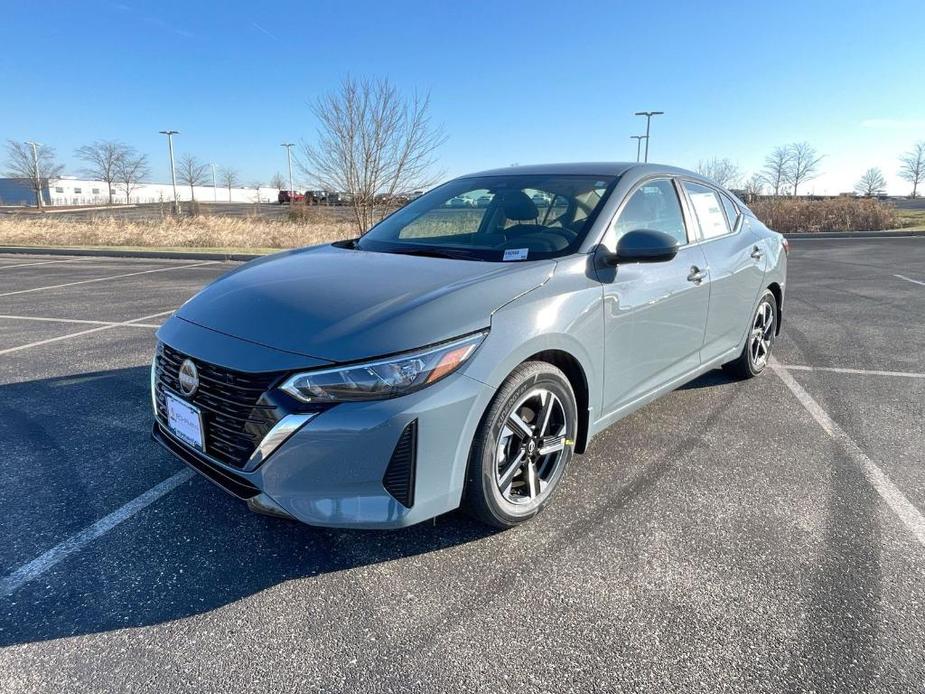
[356,174,618,261]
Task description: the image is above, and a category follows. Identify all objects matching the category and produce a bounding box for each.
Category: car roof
[459,162,700,179]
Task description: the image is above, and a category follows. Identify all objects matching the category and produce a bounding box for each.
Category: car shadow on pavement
[0,366,499,647]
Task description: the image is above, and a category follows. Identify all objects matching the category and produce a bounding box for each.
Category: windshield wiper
[385,247,484,261]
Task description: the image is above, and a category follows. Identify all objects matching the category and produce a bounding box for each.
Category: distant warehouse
[0,176,279,206]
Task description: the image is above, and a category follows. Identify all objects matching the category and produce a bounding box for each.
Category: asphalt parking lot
[0,238,923,693]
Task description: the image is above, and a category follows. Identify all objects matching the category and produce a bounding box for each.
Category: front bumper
[153,368,495,529]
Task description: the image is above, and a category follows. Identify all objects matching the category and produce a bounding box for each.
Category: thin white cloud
[860,118,925,130]
[251,22,279,41]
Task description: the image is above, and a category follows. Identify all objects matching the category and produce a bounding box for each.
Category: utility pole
[633,111,664,162]
[630,135,646,163]
[24,140,44,208]
[211,163,217,202]
[281,143,295,200]
[159,130,180,215]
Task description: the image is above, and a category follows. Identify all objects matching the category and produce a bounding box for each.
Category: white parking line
[0,258,84,271]
[0,314,161,328]
[779,364,925,379]
[0,469,195,596]
[771,358,925,547]
[895,273,925,287]
[0,260,218,297]
[0,309,175,355]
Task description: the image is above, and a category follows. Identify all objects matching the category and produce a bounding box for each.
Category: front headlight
[280,331,487,403]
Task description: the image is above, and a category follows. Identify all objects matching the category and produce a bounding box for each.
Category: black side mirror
[602,229,680,266]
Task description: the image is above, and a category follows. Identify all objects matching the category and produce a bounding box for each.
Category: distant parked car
[476,194,494,208]
[278,190,305,204]
[447,196,472,208]
[531,193,550,207]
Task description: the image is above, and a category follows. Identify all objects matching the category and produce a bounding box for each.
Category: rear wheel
[723,289,777,379]
[463,361,577,529]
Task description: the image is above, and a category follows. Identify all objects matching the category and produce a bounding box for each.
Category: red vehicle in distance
[278,190,305,204]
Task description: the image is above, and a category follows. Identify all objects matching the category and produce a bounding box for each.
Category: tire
[463,361,578,529]
[723,289,777,379]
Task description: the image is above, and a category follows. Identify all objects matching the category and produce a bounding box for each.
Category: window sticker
[503,248,529,261]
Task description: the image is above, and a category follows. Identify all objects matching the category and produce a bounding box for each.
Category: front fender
[460,255,604,430]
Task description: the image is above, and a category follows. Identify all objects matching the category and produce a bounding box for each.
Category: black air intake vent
[383,420,417,508]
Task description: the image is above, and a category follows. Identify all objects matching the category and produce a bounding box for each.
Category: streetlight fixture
[633,111,664,162]
[159,130,180,215]
[24,140,44,208]
[630,135,646,163]
[280,143,295,200]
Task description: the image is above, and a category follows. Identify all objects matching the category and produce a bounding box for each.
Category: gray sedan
[151,163,787,529]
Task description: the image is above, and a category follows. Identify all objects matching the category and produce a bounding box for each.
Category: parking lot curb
[1,231,924,262]
[0,246,264,261]
[784,230,925,239]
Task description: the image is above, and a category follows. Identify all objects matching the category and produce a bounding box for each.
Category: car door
[680,181,767,362]
[597,177,710,418]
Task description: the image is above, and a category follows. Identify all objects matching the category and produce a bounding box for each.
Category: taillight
[781,238,790,255]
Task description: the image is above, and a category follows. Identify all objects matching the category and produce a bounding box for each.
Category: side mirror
[602,229,680,265]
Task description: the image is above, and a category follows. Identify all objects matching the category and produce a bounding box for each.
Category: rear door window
[683,182,731,240]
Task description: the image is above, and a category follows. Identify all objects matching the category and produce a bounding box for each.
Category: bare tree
[854,167,887,197]
[4,139,64,207]
[783,142,823,196]
[74,140,130,204]
[761,146,791,196]
[898,141,925,198]
[115,150,150,204]
[743,173,766,199]
[695,157,743,188]
[176,154,209,201]
[297,76,447,234]
[270,172,286,190]
[220,167,240,201]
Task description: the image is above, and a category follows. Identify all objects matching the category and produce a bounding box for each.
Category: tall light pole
[630,135,646,163]
[634,111,664,162]
[280,143,295,200]
[211,163,217,202]
[24,140,44,208]
[159,130,180,215]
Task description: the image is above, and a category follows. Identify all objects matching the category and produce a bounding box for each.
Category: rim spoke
[536,391,556,437]
[538,435,565,456]
[498,449,526,494]
[506,412,534,440]
[525,461,540,499]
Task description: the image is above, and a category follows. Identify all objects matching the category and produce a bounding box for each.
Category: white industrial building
[0,176,280,207]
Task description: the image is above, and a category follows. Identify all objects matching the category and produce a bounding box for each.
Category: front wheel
[463,361,578,529]
[723,289,777,379]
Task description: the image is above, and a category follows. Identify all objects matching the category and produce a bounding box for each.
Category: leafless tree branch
[4,139,64,207]
[296,76,447,234]
[898,141,925,198]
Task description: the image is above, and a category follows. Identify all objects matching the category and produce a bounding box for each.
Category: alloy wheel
[495,388,568,505]
[749,300,774,369]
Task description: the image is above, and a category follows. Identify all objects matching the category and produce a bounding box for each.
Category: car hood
[176,244,555,362]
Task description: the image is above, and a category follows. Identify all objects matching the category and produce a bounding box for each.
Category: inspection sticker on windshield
[503,248,529,262]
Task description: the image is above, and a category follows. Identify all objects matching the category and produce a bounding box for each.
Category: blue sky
[2,0,923,194]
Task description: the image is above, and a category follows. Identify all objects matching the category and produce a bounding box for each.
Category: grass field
[896,208,925,230]
[0,213,353,254]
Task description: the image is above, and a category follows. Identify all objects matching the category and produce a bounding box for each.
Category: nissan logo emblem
[178,358,199,397]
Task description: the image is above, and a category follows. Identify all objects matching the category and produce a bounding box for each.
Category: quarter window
[683,182,730,240]
[612,179,687,245]
[720,193,739,230]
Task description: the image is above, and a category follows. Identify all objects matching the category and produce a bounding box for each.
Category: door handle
[687,266,708,283]
[751,246,763,261]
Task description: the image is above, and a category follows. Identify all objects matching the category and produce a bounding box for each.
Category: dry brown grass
[0,213,354,251]
[749,197,901,233]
